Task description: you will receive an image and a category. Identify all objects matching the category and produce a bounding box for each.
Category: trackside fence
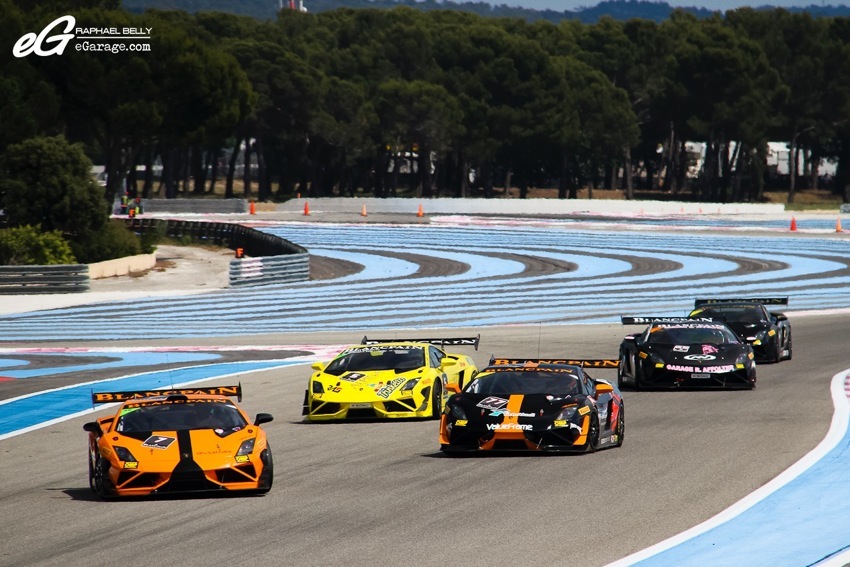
[0,265,89,294]
[125,218,309,287]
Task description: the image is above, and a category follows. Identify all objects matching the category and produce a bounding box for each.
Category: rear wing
[694,297,788,307]
[488,357,619,369]
[91,384,242,404]
[621,316,715,325]
[361,334,480,350]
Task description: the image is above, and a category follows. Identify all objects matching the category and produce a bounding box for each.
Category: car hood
[452,393,580,422]
[112,428,256,468]
[317,369,426,400]
[649,344,747,365]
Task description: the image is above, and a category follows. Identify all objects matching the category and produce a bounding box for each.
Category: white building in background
[683,141,837,179]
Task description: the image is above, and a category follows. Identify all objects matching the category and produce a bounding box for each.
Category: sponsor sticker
[667,364,735,373]
[142,435,175,450]
[376,377,406,398]
[684,354,716,361]
[486,423,532,431]
[476,396,509,413]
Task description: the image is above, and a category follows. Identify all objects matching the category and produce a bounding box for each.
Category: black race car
[618,317,756,390]
[690,298,792,363]
[439,357,623,454]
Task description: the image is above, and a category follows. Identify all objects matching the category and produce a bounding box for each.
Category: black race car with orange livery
[690,297,792,363]
[439,358,623,454]
[618,317,756,390]
[83,385,274,498]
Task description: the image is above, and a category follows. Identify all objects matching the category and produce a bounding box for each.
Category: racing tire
[617,351,627,390]
[431,382,443,419]
[783,331,793,361]
[615,406,625,447]
[92,452,114,499]
[771,339,782,364]
[583,414,600,453]
[254,447,274,495]
[87,451,96,492]
[632,361,642,392]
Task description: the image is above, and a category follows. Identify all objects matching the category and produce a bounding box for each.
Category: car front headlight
[448,403,466,420]
[237,438,256,456]
[311,380,325,394]
[648,352,665,367]
[401,378,419,393]
[114,446,137,462]
[556,405,578,421]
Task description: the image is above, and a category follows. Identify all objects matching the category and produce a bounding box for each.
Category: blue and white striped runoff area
[0,221,848,341]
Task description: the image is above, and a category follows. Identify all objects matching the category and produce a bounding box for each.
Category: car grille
[383,400,417,412]
[311,402,340,415]
[346,408,378,419]
[117,472,160,488]
[216,464,257,483]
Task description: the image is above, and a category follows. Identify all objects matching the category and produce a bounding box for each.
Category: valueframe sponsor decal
[486,423,532,431]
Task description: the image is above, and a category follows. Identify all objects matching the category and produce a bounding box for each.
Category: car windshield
[465,371,581,396]
[325,347,425,374]
[694,305,765,324]
[648,325,741,345]
[115,401,247,432]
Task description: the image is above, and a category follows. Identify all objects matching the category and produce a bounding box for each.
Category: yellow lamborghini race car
[83,385,274,498]
[303,335,480,421]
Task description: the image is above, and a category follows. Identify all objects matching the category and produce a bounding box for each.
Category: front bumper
[439,416,589,453]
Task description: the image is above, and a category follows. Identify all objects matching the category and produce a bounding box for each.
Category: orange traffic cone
[249,201,256,215]
[790,216,797,232]
[837,218,843,233]
[416,203,424,217]
[303,202,311,216]
[361,204,368,217]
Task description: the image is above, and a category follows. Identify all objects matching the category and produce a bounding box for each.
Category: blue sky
[495,1,850,11]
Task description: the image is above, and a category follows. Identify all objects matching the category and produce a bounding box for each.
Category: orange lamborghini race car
[83,385,274,498]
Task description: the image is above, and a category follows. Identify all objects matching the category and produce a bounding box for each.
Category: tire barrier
[0,264,89,294]
[229,254,311,287]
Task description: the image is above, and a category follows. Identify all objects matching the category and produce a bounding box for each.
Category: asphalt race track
[1,214,849,567]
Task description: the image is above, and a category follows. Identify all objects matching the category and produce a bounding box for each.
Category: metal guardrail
[0,265,89,294]
[137,198,248,214]
[229,254,310,287]
[126,218,309,287]
[0,219,308,294]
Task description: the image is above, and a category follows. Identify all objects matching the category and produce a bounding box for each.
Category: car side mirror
[254,413,274,426]
[772,312,787,322]
[595,382,614,395]
[445,383,461,394]
[311,361,326,371]
[83,421,102,434]
[440,358,457,369]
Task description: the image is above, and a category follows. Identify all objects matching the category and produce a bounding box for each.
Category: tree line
[3,0,850,211]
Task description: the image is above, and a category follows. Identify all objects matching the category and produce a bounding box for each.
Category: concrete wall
[89,253,156,280]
